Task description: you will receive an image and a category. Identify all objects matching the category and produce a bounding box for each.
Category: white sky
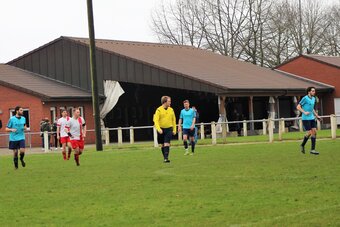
[0,0,162,63]
[0,0,338,63]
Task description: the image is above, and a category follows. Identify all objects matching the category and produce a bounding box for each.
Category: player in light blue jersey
[178,100,196,155]
[5,106,28,169]
[297,87,321,155]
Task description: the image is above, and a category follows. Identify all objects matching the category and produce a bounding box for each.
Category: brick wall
[0,85,95,147]
[277,56,340,115]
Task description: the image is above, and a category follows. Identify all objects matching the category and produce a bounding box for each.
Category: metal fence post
[211,122,217,145]
[153,127,158,148]
[331,114,337,139]
[243,120,247,137]
[200,123,205,139]
[44,131,49,152]
[105,128,110,146]
[262,119,267,135]
[118,127,123,146]
[129,126,134,144]
[268,118,274,143]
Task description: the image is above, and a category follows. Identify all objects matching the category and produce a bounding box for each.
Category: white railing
[0,114,338,151]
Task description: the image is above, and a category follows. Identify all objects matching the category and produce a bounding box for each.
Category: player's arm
[178,118,182,132]
[5,119,16,132]
[190,117,196,130]
[172,110,177,135]
[297,104,310,115]
[153,109,162,134]
[57,125,60,139]
[313,109,321,120]
[82,119,87,138]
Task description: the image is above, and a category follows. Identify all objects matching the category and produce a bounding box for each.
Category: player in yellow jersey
[153,96,177,163]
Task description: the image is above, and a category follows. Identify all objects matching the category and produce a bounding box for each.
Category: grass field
[0,139,340,226]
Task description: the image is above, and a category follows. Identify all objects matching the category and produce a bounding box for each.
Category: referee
[153,96,177,163]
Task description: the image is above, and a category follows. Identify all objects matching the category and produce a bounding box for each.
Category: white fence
[0,115,338,151]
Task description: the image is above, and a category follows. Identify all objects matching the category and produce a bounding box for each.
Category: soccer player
[57,109,72,160]
[153,96,176,163]
[297,87,321,155]
[67,108,86,166]
[178,100,196,155]
[5,106,28,169]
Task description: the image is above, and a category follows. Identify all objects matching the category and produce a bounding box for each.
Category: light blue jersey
[299,95,316,120]
[7,116,26,141]
[180,108,196,129]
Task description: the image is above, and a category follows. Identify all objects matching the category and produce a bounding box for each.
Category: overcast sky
[0,0,338,63]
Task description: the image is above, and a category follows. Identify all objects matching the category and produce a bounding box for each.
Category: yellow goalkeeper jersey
[153,106,177,134]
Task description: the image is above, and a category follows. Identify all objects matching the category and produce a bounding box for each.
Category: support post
[129,126,134,144]
[153,127,158,148]
[44,131,49,153]
[243,120,247,137]
[200,123,205,139]
[86,0,103,151]
[211,122,217,145]
[268,118,274,143]
[299,119,303,132]
[249,96,254,130]
[262,119,267,135]
[118,127,123,146]
[105,128,110,146]
[278,118,283,141]
[331,114,337,139]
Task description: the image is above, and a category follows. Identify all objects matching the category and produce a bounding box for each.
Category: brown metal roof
[67,37,333,92]
[304,55,340,69]
[0,64,92,100]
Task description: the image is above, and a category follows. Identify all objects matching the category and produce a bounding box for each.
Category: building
[0,64,94,147]
[3,37,334,142]
[276,54,340,122]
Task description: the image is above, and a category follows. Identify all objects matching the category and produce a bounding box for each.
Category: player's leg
[61,137,67,160]
[13,149,19,169]
[74,146,80,166]
[19,140,26,167]
[183,132,189,155]
[158,130,166,161]
[67,140,72,160]
[310,121,319,155]
[189,129,195,155]
[163,129,172,163]
[300,120,312,154]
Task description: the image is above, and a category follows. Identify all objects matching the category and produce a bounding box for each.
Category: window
[67,106,74,117]
[79,106,84,118]
[10,108,30,128]
[50,107,56,123]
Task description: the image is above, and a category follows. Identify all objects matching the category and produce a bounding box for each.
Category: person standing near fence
[66,108,86,166]
[40,118,51,150]
[297,87,321,155]
[57,109,72,160]
[5,106,28,169]
[179,100,196,155]
[192,106,199,143]
[153,96,176,163]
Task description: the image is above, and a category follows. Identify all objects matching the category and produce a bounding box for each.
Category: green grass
[1,140,340,226]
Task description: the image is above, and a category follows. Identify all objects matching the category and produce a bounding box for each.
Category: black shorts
[158,127,173,145]
[303,120,316,131]
[183,128,195,137]
[9,140,25,150]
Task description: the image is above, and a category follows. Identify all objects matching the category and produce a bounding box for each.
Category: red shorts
[60,136,71,144]
[70,140,84,150]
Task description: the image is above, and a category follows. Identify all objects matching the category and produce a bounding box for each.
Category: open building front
[5,37,334,142]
